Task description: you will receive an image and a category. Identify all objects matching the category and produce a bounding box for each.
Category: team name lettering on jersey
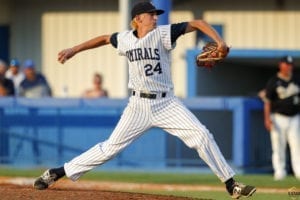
[126,48,160,62]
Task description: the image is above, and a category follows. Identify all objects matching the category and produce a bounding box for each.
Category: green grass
[0,167,39,177]
[0,167,299,200]
[143,190,296,200]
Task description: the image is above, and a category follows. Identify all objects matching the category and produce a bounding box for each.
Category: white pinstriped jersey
[117,25,174,92]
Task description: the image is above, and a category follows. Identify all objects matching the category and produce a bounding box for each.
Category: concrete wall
[205,11,300,49]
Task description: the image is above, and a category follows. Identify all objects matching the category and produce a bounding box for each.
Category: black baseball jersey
[265,75,300,116]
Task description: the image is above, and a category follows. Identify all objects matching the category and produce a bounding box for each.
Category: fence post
[0,107,9,163]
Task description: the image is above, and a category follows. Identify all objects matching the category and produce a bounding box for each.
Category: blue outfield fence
[0,97,265,170]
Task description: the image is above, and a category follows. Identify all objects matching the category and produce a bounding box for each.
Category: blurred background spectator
[0,83,8,96]
[5,58,25,95]
[19,59,52,98]
[0,59,15,96]
[82,72,108,98]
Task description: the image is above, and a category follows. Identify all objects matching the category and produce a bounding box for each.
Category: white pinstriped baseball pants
[64,94,235,182]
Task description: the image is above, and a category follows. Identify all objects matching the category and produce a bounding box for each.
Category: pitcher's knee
[185,131,215,149]
[100,142,123,159]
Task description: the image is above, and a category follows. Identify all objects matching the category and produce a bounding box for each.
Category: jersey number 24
[144,62,162,76]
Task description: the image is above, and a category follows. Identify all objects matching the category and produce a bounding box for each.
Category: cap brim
[148,9,165,15]
[156,9,165,15]
[280,60,294,64]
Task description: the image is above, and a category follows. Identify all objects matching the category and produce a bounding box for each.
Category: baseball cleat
[230,182,256,199]
[33,169,58,190]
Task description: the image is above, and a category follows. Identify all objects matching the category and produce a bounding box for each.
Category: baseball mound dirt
[0,177,212,200]
[0,184,202,200]
[0,176,290,199]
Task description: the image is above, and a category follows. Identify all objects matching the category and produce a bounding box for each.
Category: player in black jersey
[263,55,300,180]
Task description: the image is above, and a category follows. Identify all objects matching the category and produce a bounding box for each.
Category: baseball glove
[196,42,229,69]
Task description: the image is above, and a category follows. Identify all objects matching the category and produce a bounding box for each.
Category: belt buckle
[141,93,156,99]
[132,90,166,99]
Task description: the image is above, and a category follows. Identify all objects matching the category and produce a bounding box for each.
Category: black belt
[132,91,166,99]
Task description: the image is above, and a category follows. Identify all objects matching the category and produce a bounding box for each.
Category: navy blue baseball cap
[131,1,164,19]
[10,59,20,67]
[23,59,35,69]
[280,55,293,64]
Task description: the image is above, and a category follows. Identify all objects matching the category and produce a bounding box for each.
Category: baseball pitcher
[34,2,256,199]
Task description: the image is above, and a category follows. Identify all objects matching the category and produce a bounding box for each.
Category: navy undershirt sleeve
[110,32,118,48]
[171,22,188,44]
